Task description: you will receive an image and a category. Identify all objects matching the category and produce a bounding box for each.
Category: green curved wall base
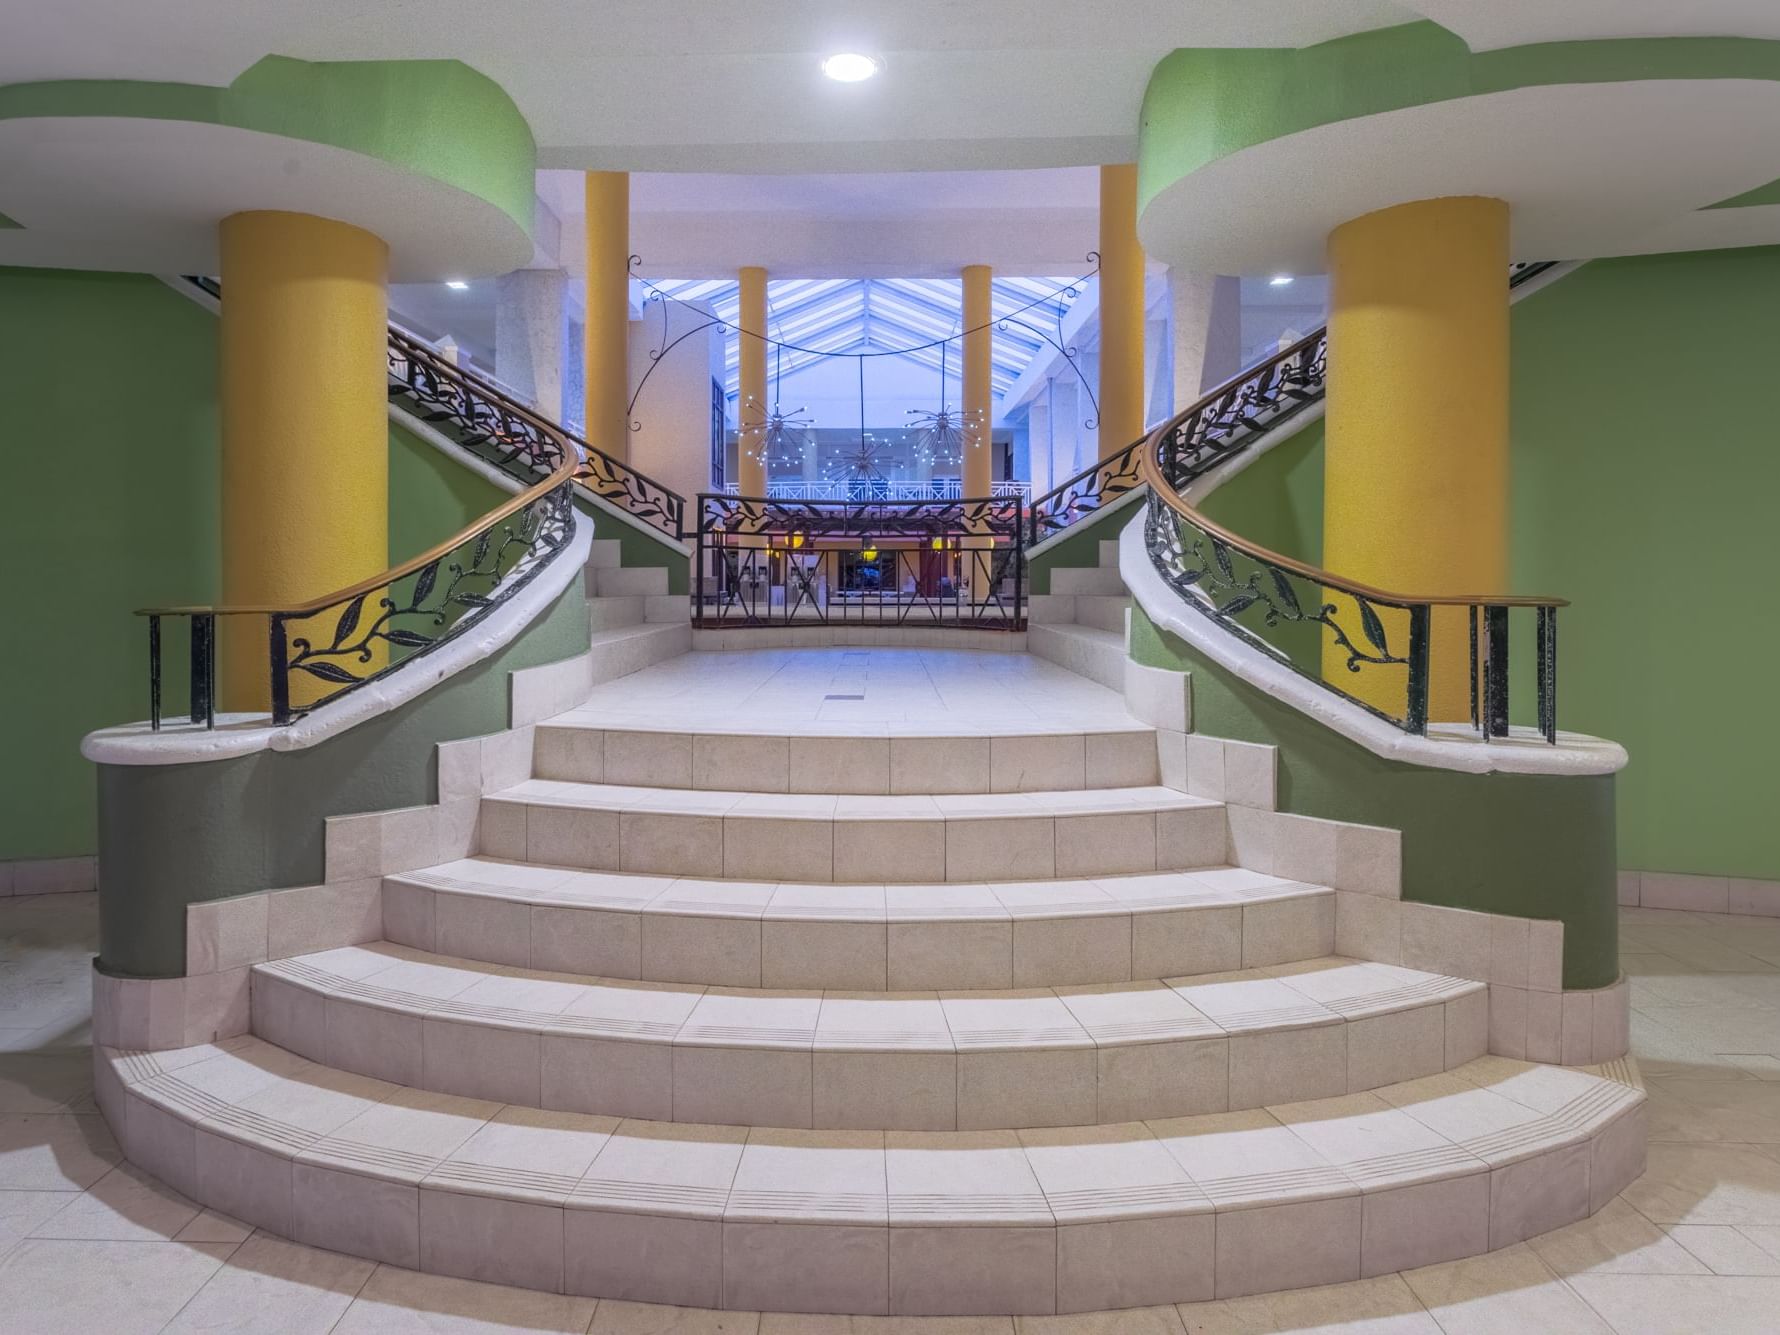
[1129,603,1619,990]
[96,580,590,978]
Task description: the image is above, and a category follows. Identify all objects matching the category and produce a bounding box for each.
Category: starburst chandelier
[739,395,816,469]
[907,341,983,468]
[825,433,891,486]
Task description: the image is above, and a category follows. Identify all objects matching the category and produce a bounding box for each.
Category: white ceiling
[0,0,1414,173]
[541,168,1107,279]
[9,1,1776,176]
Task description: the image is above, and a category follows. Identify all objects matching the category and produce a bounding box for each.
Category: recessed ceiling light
[1268,274,1294,287]
[822,52,881,82]
[445,280,469,290]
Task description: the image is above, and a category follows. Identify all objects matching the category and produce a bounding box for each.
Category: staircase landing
[554,645,1141,736]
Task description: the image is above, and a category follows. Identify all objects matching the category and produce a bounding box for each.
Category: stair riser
[1027,624,1126,691]
[250,969,1484,1130]
[595,566,670,597]
[101,1043,1647,1316]
[1074,596,1131,635]
[383,880,1337,988]
[478,800,1226,882]
[588,624,691,683]
[1049,566,1126,597]
[584,596,644,630]
[533,728,1160,793]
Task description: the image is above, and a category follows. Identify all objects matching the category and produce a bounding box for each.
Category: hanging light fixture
[907,336,982,469]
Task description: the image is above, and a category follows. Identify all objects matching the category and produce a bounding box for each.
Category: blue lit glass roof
[641,276,1083,400]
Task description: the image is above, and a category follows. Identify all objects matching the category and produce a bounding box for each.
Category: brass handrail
[136,450,580,619]
[1136,433,1567,610]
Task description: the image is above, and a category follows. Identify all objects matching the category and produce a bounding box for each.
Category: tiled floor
[7,895,1780,1332]
[554,648,1143,733]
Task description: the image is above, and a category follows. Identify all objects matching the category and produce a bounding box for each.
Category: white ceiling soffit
[1140,80,1780,275]
[547,167,1107,278]
[0,117,529,280]
[1,0,1412,174]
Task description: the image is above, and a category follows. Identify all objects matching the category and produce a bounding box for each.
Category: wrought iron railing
[722,479,1032,502]
[140,454,579,729]
[187,277,688,541]
[139,278,623,729]
[1137,389,1564,744]
[694,494,1024,631]
[1028,261,1563,548]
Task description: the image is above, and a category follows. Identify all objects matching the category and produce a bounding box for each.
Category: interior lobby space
[5,2,1780,1332]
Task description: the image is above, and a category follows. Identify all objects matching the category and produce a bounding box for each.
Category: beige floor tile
[762,1315,1012,1334]
[162,1230,374,1333]
[1209,1272,1442,1332]
[1621,1142,1780,1225]
[593,1298,762,1332]
[1565,1272,1780,1334]
[1524,1197,1711,1277]
[0,1113,120,1190]
[1400,1243,1612,1334]
[0,1237,234,1335]
[25,1159,198,1240]
[333,1262,598,1332]
[1017,1307,1186,1333]
[0,1189,70,1256]
[1664,1222,1780,1275]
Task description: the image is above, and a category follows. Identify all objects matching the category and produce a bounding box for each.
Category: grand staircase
[94,532,1644,1315]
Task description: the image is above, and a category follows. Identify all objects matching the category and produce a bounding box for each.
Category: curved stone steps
[250,944,1489,1130]
[532,720,1159,794]
[383,858,1336,990]
[97,1036,1646,1315]
[477,780,1226,882]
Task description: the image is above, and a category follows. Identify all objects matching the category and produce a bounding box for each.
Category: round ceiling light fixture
[821,52,881,83]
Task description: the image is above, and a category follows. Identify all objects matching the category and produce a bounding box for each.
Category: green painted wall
[1185,249,1780,883]
[0,269,220,863]
[97,580,590,977]
[0,268,538,863]
[1026,493,1145,595]
[1510,249,1780,882]
[1130,603,1618,989]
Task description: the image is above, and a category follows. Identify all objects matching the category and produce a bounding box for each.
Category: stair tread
[107,1036,1643,1217]
[394,857,1322,921]
[257,943,1483,1050]
[490,779,1212,819]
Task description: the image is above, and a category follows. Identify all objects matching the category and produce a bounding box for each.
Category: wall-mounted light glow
[1268,274,1294,287]
[445,280,469,290]
[822,52,881,83]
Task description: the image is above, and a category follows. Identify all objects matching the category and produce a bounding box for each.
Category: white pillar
[1170,270,1243,402]
[495,268,568,420]
[1028,391,1053,498]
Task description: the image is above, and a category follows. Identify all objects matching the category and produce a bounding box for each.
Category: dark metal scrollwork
[273,485,574,722]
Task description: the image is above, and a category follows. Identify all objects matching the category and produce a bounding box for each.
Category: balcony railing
[693,493,1025,632]
[723,479,1031,502]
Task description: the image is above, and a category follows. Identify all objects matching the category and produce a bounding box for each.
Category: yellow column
[961,263,993,497]
[583,170,630,460]
[1098,163,1147,458]
[736,265,769,496]
[218,210,388,712]
[1322,195,1510,721]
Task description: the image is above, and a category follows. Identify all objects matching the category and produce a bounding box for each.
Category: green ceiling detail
[1139,22,1780,214]
[0,56,536,238]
